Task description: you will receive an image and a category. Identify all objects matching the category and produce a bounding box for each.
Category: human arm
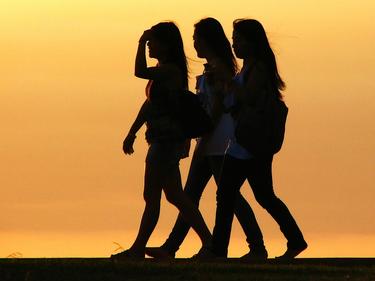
[205,61,233,124]
[233,62,269,107]
[134,30,179,81]
[123,101,149,155]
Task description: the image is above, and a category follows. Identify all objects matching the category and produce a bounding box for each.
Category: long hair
[233,19,285,97]
[150,22,188,89]
[194,17,237,76]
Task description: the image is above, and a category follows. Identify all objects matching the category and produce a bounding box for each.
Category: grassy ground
[0,258,374,281]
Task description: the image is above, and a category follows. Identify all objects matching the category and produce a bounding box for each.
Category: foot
[110,249,144,261]
[241,248,268,261]
[275,242,308,260]
[191,246,217,261]
[145,247,175,259]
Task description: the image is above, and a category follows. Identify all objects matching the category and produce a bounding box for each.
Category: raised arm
[134,30,151,78]
[134,30,178,81]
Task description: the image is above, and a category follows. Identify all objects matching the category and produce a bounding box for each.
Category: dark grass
[1,258,374,281]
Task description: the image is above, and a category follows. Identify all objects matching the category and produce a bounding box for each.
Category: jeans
[212,155,306,257]
[161,150,264,255]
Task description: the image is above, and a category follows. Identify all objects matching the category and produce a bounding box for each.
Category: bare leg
[163,165,212,248]
[130,160,164,253]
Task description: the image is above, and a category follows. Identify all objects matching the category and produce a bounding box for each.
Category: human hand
[139,29,152,44]
[123,134,136,155]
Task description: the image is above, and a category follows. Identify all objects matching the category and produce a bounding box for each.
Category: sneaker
[110,249,144,261]
[275,242,308,260]
[145,247,175,259]
[191,247,217,261]
[241,248,268,261]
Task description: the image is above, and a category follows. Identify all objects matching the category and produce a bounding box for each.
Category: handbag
[176,90,213,139]
[235,89,288,157]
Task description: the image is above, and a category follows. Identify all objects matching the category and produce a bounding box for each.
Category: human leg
[129,160,164,252]
[248,156,307,258]
[163,162,212,249]
[159,152,213,255]
[111,145,165,260]
[234,192,267,259]
[212,155,247,257]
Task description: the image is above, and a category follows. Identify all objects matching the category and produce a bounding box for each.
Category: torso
[195,73,235,156]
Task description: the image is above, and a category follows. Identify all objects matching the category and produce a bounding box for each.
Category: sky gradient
[1,0,375,258]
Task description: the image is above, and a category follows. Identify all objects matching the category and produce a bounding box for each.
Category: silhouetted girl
[212,19,307,259]
[111,22,212,259]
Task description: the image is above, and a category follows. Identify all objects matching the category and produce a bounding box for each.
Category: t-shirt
[195,74,237,156]
[225,70,252,160]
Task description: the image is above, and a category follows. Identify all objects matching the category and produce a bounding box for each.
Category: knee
[184,186,201,205]
[165,190,182,206]
[143,192,160,208]
[216,186,236,206]
[254,192,279,209]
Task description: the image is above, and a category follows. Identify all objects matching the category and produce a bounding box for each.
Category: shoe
[110,249,144,261]
[191,247,217,261]
[241,248,268,261]
[275,242,308,260]
[145,247,175,259]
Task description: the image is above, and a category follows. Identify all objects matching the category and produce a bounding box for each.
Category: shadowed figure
[145,17,267,260]
[211,19,307,259]
[111,22,213,260]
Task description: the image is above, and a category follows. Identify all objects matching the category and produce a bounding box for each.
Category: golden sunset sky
[1,0,374,258]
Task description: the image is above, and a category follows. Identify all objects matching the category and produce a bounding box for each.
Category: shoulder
[244,60,268,82]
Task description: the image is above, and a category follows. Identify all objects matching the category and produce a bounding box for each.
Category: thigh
[163,163,184,195]
[217,155,247,199]
[247,156,274,198]
[183,152,213,200]
[208,155,225,185]
[144,143,181,201]
[144,159,164,203]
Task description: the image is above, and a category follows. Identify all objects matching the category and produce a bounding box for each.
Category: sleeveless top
[144,80,183,143]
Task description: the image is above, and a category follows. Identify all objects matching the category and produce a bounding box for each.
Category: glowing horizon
[1,0,374,258]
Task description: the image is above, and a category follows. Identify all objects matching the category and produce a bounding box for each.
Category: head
[148,22,188,88]
[233,19,285,94]
[193,17,237,75]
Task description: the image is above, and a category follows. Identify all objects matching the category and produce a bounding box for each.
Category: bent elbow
[134,69,148,79]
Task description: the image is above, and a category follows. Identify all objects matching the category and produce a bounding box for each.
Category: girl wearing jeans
[212,19,307,259]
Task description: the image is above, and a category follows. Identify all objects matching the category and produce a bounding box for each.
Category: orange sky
[1,0,375,258]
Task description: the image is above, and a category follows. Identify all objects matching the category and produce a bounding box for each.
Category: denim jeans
[161,150,264,254]
[212,155,306,257]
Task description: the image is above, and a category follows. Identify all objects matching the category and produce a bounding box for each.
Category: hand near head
[206,60,233,93]
[123,134,136,155]
[212,60,233,84]
[139,29,152,43]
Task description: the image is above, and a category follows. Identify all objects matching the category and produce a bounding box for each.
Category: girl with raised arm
[111,22,213,260]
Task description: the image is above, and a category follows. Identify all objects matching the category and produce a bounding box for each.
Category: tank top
[144,80,183,143]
